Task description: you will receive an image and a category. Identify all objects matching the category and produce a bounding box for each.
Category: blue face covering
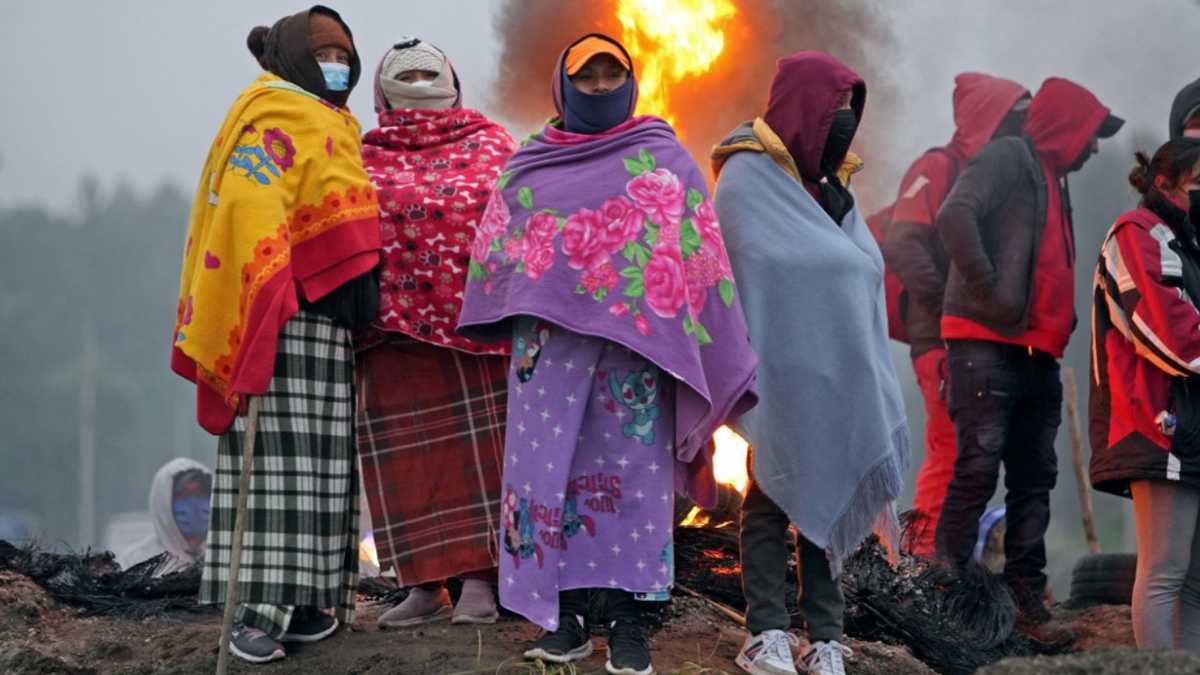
[561,72,635,134]
[172,495,211,542]
[320,62,351,92]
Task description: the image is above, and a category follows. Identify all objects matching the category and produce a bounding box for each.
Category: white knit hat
[381,38,446,80]
[378,37,460,110]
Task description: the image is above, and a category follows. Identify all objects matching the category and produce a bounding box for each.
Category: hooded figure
[879,73,1029,558]
[355,37,516,629]
[457,32,756,675]
[246,5,361,108]
[174,5,380,665]
[934,77,1121,640]
[551,34,638,134]
[1170,76,1200,140]
[712,52,909,675]
[116,458,212,577]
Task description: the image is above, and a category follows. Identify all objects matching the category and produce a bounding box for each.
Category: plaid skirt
[200,310,359,628]
[356,338,508,585]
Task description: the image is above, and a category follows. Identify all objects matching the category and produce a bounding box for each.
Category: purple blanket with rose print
[457,116,757,507]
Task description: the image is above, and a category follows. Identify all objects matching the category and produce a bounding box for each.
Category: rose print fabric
[360,107,516,354]
[499,318,675,629]
[457,116,758,509]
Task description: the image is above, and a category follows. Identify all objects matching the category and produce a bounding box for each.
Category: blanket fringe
[826,423,910,576]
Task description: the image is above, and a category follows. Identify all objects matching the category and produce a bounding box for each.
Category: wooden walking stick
[216,396,264,675]
[1063,367,1101,554]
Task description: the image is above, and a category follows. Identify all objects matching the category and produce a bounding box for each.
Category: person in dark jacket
[932,77,1122,634]
[1091,138,1200,651]
[1170,76,1200,140]
[882,73,1029,557]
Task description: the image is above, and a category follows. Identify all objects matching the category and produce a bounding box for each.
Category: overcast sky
[2,1,1198,211]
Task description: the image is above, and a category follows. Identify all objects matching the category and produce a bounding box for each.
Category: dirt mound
[0,570,56,627]
[0,645,94,675]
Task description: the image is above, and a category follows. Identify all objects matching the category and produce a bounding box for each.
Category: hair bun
[246,26,270,63]
[1128,151,1153,194]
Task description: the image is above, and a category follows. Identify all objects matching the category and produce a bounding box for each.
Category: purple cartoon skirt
[497,317,676,629]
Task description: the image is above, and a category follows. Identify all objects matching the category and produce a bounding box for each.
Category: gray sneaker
[229,625,286,664]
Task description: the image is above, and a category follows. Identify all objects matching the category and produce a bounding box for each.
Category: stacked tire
[1069,553,1137,606]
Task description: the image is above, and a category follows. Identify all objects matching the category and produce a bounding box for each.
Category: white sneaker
[799,640,851,675]
[736,629,799,675]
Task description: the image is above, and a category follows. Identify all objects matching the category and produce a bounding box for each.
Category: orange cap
[565,36,631,76]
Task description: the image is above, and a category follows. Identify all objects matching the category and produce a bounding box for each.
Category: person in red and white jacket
[1090,138,1200,651]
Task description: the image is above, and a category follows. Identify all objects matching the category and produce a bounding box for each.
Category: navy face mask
[561,72,635,134]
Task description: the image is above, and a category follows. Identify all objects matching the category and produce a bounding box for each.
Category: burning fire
[616,0,738,128]
[680,425,750,527]
[712,425,749,493]
[359,532,380,570]
[614,0,748,510]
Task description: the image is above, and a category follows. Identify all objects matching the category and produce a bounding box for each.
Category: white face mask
[407,79,436,88]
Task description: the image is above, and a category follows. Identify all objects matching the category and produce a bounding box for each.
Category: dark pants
[556,588,640,627]
[740,479,844,641]
[935,340,1061,596]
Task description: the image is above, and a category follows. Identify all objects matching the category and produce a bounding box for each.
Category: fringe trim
[825,423,910,577]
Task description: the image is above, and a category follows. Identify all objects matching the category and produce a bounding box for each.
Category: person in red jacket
[882,73,1029,557]
[933,77,1122,635]
[1090,138,1200,651]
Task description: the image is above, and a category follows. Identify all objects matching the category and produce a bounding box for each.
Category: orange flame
[359,532,380,569]
[617,0,738,129]
[679,505,711,528]
[712,425,749,493]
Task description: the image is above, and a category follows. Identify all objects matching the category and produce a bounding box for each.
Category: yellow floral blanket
[172,73,380,433]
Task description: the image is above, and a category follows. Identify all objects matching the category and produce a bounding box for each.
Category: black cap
[1098,112,1125,138]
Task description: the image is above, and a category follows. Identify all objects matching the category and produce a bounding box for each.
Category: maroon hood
[949,72,1029,159]
[1024,77,1112,174]
[762,51,865,182]
[550,33,639,122]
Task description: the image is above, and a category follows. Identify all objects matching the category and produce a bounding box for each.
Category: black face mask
[821,109,858,177]
[1189,189,1200,230]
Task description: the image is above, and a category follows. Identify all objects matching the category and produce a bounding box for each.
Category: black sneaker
[229,625,286,664]
[606,617,653,675]
[523,613,594,664]
[281,607,339,643]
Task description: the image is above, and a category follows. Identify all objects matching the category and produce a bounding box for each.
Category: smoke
[490,0,898,199]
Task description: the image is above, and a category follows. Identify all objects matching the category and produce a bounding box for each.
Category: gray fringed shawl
[715,148,909,571]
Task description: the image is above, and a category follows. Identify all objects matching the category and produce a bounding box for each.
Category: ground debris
[0,539,206,619]
[673,528,1071,675]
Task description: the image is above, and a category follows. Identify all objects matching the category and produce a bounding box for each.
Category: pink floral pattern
[562,208,611,271]
[469,147,739,345]
[643,248,687,318]
[626,168,685,226]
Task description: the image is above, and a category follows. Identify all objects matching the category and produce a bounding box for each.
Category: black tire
[1069,552,1137,606]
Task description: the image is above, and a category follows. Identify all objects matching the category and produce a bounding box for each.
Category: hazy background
[2,0,1197,595]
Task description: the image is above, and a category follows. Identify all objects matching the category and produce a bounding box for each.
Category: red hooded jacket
[883,73,1028,356]
[940,78,1112,358]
